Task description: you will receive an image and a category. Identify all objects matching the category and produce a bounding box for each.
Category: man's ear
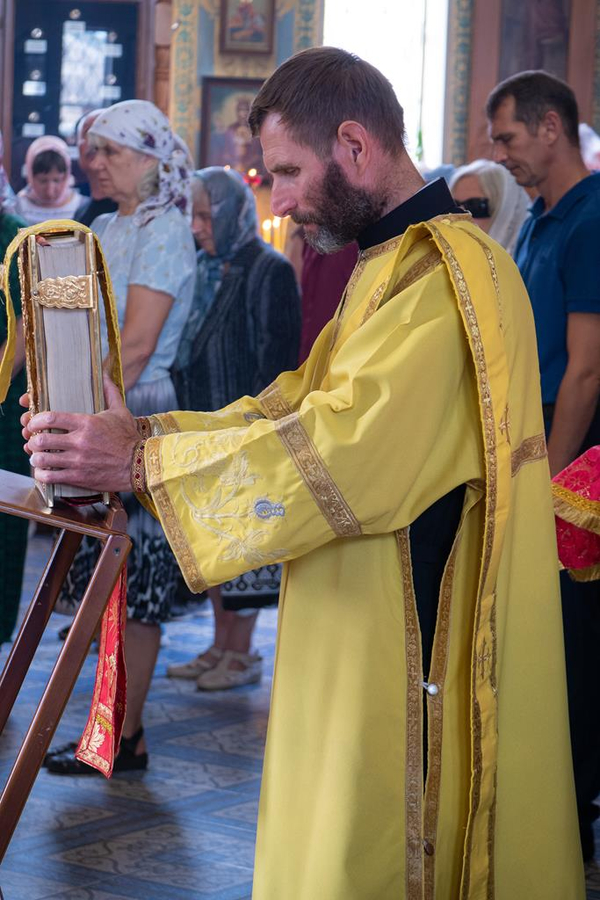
[333,120,371,174]
[540,110,563,146]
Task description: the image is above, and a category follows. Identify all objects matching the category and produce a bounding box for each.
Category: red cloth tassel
[75,568,127,777]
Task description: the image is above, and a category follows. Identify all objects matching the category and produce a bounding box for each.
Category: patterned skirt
[58,376,181,625]
[221,564,280,611]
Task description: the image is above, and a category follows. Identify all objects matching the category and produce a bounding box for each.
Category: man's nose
[270,184,296,219]
[492,143,507,165]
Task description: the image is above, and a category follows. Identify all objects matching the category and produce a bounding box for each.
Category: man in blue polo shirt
[488,70,600,868]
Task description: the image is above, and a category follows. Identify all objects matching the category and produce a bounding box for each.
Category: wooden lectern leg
[0,532,129,864]
[0,528,83,734]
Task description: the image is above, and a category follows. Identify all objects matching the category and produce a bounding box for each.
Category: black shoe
[43,740,78,766]
[57,624,72,641]
[45,727,148,774]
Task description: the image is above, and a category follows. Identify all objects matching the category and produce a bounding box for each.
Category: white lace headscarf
[449,159,530,256]
[89,99,191,227]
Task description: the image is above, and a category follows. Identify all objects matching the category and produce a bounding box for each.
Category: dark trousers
[546,403,600,860]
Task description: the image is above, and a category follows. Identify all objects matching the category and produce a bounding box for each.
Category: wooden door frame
[0,0,156,181]
[465,0,598,162]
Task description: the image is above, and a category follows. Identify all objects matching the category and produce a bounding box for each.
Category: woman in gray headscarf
[449,158,530,256]
[168,167,301,690]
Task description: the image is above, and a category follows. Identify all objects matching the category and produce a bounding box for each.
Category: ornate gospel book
[0,220,124,507]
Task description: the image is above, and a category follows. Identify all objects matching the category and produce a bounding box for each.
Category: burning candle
[262,218,273,244]
[272,216,282,252]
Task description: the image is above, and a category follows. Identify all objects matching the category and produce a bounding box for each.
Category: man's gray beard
[296,160,387,255]
[303,224,349,254]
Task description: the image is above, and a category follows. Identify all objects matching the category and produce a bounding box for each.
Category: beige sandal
[167,646,223,679]
[196,650,263,691]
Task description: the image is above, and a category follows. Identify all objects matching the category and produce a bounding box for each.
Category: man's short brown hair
[486,70,580,147]
[248,46,405,158]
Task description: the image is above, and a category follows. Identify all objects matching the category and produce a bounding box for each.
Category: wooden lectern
[0,468,131,866]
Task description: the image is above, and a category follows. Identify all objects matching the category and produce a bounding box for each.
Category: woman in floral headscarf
[45,100,196,775]
[14,135,81,224]
[168,167,301,690]
[0,131,28,647]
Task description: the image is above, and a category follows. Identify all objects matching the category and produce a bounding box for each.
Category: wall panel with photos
[0,0,156,184]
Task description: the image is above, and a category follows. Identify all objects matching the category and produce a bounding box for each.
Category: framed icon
[220,0,275,55]
[200,77,266,176]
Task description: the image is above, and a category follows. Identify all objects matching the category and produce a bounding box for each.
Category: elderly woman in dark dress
[169,167,301,689]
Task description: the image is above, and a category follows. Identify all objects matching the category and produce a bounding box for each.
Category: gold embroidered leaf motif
[89,722,105,755]
[220,531,288,566]
[179,450,289,567]
[169,429,246,474]
[219,452,259,488]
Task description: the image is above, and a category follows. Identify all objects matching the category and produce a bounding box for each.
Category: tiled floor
[0,531,598,899]
[0,531,275,900]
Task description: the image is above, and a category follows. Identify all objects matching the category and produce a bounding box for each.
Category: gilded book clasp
[35,274,96,309]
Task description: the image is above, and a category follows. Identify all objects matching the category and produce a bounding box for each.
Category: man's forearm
[547,370,600,476]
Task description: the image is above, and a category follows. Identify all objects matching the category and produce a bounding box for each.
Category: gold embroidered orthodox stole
[425,219,511,898]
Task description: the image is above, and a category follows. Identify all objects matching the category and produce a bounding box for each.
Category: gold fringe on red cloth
[75,569,127,777]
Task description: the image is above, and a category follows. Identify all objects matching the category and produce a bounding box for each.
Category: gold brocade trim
[17,248,37,411]
[131,439,148,494]
[470,234,504,330]
[330,236,400,349]
[156,413,181,435]
[145,438,208,593]
[423,534,461,900]
[76,700,112,776]
[395,247,442,295]
[568,561,600,582]
[137,416,152,439]
[396,528,424,897]
[486,600,498,900]
[275,413,361,537]
[432,212,472,225]
[510,434,547,478]
[329,255,367,349]
[362,236,402,261]
[258,382,294,420]
[359,278,389,326]
[429,223,498,595]
[552,482,600,531]
[428,223,499,900]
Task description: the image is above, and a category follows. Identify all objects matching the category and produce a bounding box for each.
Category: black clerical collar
[357,178,464,251]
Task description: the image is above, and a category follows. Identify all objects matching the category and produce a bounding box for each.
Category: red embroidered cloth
[75,569,127,776]
[552,445,600,580]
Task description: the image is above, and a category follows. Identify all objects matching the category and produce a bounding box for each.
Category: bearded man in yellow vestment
[25,47,584,899]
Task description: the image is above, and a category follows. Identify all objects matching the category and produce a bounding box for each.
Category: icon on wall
[200,77,267,177]
[219,0,275,55]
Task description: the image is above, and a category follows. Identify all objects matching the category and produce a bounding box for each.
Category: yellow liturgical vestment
[140,215,584,899]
